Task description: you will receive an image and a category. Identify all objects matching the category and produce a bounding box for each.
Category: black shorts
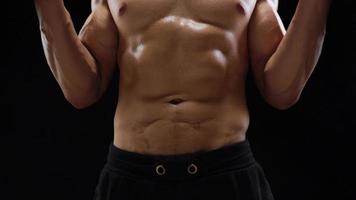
[93,140,274,200]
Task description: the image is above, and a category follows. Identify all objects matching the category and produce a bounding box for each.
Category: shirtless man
[34,0,331,199]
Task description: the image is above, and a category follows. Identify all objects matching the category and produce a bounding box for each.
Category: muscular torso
[108,0,257,155]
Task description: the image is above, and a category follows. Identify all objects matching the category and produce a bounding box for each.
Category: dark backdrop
[2,0,355,200]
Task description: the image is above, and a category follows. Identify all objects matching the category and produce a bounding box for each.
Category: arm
[34,0,118,109]
[248,0,331,110]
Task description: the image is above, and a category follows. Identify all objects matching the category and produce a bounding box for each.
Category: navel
[118,2,127,16]
[168,98,185,106]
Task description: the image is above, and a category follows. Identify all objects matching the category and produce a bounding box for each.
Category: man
[34,0,331,199]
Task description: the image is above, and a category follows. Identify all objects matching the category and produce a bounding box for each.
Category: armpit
[92,0,106,11]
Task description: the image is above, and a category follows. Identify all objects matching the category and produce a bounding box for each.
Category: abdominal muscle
[112,16,250,155]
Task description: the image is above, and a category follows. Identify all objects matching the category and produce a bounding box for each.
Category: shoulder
[91,0,108,11]
[255,0,278,10]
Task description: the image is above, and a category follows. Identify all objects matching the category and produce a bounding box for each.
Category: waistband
[104,140,256,182]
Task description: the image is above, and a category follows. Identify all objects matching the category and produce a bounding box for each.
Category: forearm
[35,0,100,107]
[263,0,331,97]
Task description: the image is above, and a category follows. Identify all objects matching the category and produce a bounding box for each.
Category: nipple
[119,3,127,16]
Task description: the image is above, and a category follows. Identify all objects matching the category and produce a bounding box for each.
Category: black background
[2,0,356,200]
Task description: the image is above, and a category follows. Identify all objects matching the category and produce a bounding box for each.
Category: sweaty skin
[34,0,331,155]
[112,0,254,154]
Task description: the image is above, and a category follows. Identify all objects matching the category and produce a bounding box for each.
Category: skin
[34,0,331,155]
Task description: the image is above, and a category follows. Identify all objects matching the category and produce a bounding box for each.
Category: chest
[108,0,257,35]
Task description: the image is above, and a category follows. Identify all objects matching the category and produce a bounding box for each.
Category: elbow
[63,87,101,110]
[64,93,98,110]
[70,99,96,110]
[264,90,301,110]
[269,99,298,110]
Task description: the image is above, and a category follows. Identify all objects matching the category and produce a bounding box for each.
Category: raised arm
[248,0,331,110]
[34,0,118,109]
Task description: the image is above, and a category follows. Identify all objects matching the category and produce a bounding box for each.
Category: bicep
[248,0,285,91]
[79,0,118,92]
